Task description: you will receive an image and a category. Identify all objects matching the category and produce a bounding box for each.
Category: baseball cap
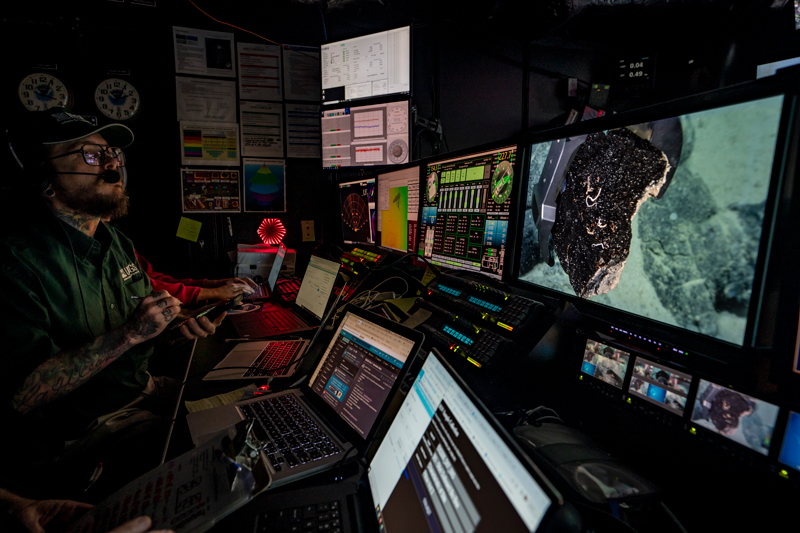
[10,107,134,149]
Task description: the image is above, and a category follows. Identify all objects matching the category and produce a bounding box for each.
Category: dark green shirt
[0,207,153,441]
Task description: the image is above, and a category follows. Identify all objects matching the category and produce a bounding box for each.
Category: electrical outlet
[301,220,315,242]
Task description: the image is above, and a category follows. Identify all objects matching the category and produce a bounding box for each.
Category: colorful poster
[237,42,282,101]
[180,122,239,166]
[243,158,286,213]
[240,101,283,157]
[181,169,241,213]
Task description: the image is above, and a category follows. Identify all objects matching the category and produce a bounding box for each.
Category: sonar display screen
[581,339,630,389]
[417,146,516,279]
[339,178,376,244]
[518,95,784,345]
[691,379,780,456]
[627,356,693,416]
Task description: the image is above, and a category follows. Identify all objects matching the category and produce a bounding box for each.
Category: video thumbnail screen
[691,379,780,456]
[339,178,375,244]
[321,99,410,169]
[581,339,630,389]
[417,146,516,279]
[627,356,693,415]
[779,411,800,473]
[518,95,784,345]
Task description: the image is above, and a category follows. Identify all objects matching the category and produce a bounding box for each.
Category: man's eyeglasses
[46,144,126,167]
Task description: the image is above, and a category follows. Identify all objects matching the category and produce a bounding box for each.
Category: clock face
[18,73,71,111]
[387,105,408,133]
[95,78,141,120]
[388,139,408,164]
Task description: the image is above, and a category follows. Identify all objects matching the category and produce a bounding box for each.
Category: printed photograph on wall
[243,158,286,213]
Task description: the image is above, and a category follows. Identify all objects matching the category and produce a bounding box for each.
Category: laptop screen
[308,311,417,439]
[368,352,553,533]
[266,243,287,292]
[295,255,340,320]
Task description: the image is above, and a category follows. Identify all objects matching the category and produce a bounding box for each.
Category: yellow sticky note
[177,217,202,242]
[421,267,437,287]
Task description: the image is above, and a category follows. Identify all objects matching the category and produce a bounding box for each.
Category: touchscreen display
[581,339,630,389]
[627,356,693,415]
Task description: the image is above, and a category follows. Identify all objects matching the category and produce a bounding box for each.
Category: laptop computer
[213,349,565,533]
[244,242,288,300]
[231,255,341,339]
[201,337,312,382]
[187,305,426,488]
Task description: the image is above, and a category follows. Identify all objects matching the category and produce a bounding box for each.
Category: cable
[317,3,328,42]
[161,338,198,464]
[659,502,689,533]
[333,445,358,483]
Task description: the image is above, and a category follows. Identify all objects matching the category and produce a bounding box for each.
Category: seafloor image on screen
[580,339,630,389]
[518,96,784,345]
[691,379,780,456]
[779,411,800,473]
[628,357,692,415]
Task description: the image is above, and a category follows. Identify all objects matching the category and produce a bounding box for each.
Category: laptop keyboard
[257,501,342,533]
[239,395,341,472]
[243,340,305,377]
[261,308,309,332]
[276,278,300,301]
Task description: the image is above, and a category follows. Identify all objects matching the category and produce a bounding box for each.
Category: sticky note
[177,217,202,242]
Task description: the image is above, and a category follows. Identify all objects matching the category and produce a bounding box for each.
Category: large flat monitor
[338,177,376,245]
[515,88,787,346]
[417,145,517,280]
[779,411,800,473]
[368,350,555,533]
[376,165,421,253]
[322,98,410,169]
[321,26,410,105]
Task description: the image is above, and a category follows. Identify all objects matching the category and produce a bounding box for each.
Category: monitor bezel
[374,161,423,254]
[321,95,413,171]
[508,75,799,354]
[413,136,524,281]
[320,25,413,106]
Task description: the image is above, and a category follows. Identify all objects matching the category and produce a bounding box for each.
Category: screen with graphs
[417,146,516,279]
[376,166,420,253]
[321,99,410,169]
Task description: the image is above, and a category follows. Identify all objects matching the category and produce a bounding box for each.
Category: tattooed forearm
[11,328,133,414]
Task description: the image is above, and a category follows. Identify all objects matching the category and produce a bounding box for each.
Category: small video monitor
[626,356,693,416]
[375,165,420,253]
[321,26,410,105]
[338,178,376,245]
[779,411,800,472]
[321,98,410,169]
[690,379,780,456]
[580,339,630,389]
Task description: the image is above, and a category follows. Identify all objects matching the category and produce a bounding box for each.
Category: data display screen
[517,95,784,345]
[627,356,693,415]
[368,352,552,533]
[580,339,630,389]
[779,411,800,473]
[376,166,420,253]
[690,379,780,456]
[322,99,410,169]
[338,178,375,244]
[417,146,516,279]
[321,26,410,105]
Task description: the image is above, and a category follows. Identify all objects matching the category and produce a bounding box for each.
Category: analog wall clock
[18,72,72,111]
[94,78,141,120]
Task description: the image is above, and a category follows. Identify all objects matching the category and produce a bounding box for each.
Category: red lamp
[257,218,286,245]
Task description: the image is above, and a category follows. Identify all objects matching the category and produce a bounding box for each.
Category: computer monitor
[690,379,780,456]
[368,350,555,533]
[514,84,789,347]
[321,26,411,105]
[580,339,631,390]
[338,177,376,245]
[295,255,341,321]
[416,144,518,279]
[626,355,693,416]
[375,164,421,253]
[779,411,800,473]
[321,98,410,169]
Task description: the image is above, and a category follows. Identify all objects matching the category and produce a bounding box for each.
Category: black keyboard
[239,394,341,472]
[257,500,343,533]
[276,278,301,301]
[243,340,305,377]
[261,308,309,332]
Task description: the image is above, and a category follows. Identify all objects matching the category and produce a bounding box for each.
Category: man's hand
[178,312,226,340]
[198,277,260,300]
[109,516,174,533]
[124,291,182,345]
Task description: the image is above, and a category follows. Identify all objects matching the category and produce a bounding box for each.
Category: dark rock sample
[637,166,765,336]
[552,128,670,298]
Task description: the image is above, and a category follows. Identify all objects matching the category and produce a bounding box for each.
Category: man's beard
[52,177,130,220]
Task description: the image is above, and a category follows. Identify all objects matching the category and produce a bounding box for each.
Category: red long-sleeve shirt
[135,251,207,304]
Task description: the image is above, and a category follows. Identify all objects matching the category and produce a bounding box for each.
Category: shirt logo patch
[120,263,142,284]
